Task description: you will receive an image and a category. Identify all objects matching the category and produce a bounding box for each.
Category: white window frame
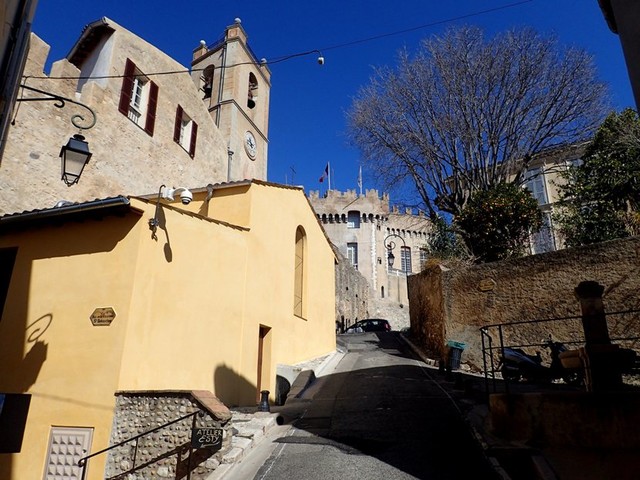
[179,113,193,151]
[400,246,412,273]
[347,242,358,270]
[128,75,148,125]
[524,167,549,205]
[531,211,556,254]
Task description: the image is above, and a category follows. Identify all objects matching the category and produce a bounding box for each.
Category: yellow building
[0,180,336,479]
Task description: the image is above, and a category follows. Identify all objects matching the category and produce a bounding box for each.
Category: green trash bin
[446,340,466,370]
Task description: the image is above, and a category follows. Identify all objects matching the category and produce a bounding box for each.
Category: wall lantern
[59,134,92,186]
[387,247,395,269]
[384,233,407,271]
[15,84,97,186]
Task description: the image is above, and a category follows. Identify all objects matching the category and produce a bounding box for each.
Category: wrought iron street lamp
[15,83,97,186]
[384,233,407,271]
[59,134,92,186]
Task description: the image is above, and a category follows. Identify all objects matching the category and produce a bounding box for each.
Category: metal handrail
[77,409,203,480]
[480,308,640,395]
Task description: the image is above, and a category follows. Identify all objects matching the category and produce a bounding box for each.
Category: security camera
[162,186,193,205]
[180,189,193,205]
[317,56,325,65]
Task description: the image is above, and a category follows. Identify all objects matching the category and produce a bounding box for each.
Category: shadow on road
[274,332,500,479]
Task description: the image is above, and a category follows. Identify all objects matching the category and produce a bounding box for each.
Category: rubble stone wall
[408,236,640,369]
[106,392,231,480]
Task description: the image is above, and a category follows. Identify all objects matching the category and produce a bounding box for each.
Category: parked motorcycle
[498,338,583,386]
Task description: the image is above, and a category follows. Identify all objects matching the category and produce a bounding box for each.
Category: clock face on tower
[244,131,257,159]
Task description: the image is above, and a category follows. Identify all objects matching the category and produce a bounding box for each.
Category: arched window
[202,65,214,99]
[294,226,306,317]
[248,73,258,109]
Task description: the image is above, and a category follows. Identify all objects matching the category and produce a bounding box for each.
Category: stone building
[309,189,432,330]
[0,17,269,215]
[0,0,39,159]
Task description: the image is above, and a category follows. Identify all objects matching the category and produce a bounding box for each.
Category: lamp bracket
[16,84,97,130]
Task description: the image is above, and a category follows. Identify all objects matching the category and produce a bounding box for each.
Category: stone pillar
[574,281,622,392]
[574,281,611,346]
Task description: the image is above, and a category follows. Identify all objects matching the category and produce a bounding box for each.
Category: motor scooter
[498,337,583,385]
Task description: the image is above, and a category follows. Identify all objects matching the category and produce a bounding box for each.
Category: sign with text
[478,279,496,292]
[90,307,116,326]
[191,427,223,451]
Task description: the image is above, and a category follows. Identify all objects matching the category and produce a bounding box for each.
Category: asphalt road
[236,332,498,480]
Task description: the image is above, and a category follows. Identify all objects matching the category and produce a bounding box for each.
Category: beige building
[519,142,587,254]
[0,17,269,216]
[309,189,432,330]
[0,180,336,479]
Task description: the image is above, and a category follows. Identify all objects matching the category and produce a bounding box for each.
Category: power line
[26,0,533,82]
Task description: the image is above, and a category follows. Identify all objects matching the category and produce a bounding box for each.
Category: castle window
[174,105,198,157]
[401,246,412,273]
[347,243,358,270]
[118,59,158,135]
[248,73,258,109]
[347,211,360,229]
[420,248,428,269]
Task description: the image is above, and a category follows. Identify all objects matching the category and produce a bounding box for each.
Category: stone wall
[107,391,232,480]
[408,236,640,368]
[1,23,230,216]
[335,248,370,331]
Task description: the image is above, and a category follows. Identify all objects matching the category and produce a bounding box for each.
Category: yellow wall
[0,182,336,479]
[0,213,142,480]
[117,199,252,406]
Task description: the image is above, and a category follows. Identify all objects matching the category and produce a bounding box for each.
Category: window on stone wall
[173,105,198,157]
[419,248,428,269]
[248,73,258,109]
[347,211,360,229]
[118,59,158,135]
[294,226,306,318]
[347,242,358,270]
[401,246,412,273]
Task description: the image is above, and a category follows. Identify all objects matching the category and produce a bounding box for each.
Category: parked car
[344,319,391,333]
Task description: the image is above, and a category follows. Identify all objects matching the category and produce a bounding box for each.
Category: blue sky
[32,0,634,198]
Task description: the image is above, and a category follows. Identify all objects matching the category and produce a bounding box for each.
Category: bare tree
[348,26,609,220]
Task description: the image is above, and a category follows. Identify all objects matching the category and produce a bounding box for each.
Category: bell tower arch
[191,19,271,181]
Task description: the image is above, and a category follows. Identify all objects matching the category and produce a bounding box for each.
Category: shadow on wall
[214,364,258,408]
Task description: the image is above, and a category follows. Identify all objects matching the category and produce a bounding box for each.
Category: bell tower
[191,19,271,182]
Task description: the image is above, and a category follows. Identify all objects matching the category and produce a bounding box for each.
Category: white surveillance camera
[162,187,193,205]
[317,56,325,65]
[180,190,193,205]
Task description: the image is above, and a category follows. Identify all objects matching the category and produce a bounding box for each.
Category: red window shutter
[144,81,158,136]
[189,121,198,158]
[118,59,135,116]
[173,105,183,143]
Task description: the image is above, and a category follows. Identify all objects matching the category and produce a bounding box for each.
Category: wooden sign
[191,427,223,451]
[90,307,116,326]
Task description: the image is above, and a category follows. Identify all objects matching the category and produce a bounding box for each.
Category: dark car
[344,319,391,333]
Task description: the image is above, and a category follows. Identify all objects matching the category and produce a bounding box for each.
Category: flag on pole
[319,162,329,183]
